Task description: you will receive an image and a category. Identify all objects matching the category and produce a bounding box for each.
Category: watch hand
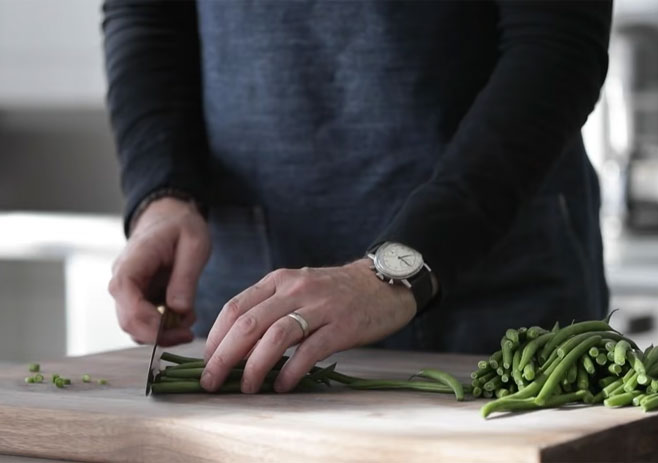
[398,256,411,266]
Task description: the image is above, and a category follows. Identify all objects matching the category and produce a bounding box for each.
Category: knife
[145,305,180,396]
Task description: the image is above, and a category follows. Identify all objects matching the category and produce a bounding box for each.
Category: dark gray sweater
[103,0,611,353]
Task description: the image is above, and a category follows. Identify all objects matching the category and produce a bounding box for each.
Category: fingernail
[171,294,190,307]
[242,379,254,394]
[273,379,285,393]
[201,371,216,391]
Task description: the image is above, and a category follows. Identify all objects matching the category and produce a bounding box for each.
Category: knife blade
[145,305,180,396]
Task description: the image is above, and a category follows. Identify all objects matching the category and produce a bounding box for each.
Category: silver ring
[287,312,310,339]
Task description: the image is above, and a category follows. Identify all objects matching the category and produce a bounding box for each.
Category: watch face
[374,242,423,279]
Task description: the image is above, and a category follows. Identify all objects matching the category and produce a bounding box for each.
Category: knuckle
[267,323,290,346]
[235,313,258,336]
[222,298,242,321]
[271,268,292,284]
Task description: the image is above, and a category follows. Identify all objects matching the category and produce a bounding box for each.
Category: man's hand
[202,259,417,393]
[108,197,211,346]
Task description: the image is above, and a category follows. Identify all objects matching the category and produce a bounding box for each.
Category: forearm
[103,0,209,235]
[374,0,611,293]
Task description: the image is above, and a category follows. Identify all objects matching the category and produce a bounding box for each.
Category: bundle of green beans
[475,315,658,418]
[153,352,470,400]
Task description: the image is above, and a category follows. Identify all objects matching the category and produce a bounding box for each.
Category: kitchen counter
[1,341,657,463]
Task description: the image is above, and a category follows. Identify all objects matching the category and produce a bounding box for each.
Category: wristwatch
[366,241,435,312]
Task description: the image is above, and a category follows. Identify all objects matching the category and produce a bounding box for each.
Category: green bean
[24,376,35,384]
[581,355,596,375]
[477,360,489,370]
[557,331,630,359]
[478,371,497,385]
[637,374,649,386]
[566,363,578,384]
[607,351,615,362]
[163,368,205,379]
[591,391,605,403]
[596,353,608,365]
[97,379,108,385]
[501,373,510,383]
[348,379,455,393]
[501,339,514,370]
[626,350,646,376]
[153,380,209,394]
[519,332,554,371]
[633,393,647,406]
[33,374,44,383]
[489,351,503,369]
[551,321,560,332]
[527,326,548,339]
[496,367,505,376]
[164,360,206,371]
[411,368,464,401]
[28,363,40,373]
[598,376,618,388]
[623,371,639,393]
[608,364,622,376]
[605,340,617,353]
[643,346,658,370]
[614,340,631,366]
[471,367,493,380]
[81,374,91,383]
[483,390,494,398]
[576,365,589,391]
[484,376,503,392]
[652,379,658,391]
[539,321,612,362]
[506,329,520,345]
[482,390,586,418]
[588,347,599,358]
[495,388,510,398]
[641,394,658,412]
[535,335,601,406]
[602,378,623,398]
[522,361,535,381]
[604,391,641,408]
[561,381,573,392]
[472,386,483,398]
[160,352,203,364]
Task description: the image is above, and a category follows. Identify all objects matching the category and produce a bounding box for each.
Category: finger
[204,273,276,362]
[240,310,322,393]
[159,327,195,347]
[109,274,161,343]
[166,232,210,314]
[202,293,296,392]
[273,325,337,393]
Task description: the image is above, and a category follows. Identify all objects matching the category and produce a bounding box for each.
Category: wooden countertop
[1,341,657,462]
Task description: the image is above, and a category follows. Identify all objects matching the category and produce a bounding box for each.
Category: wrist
[129,188,207,236]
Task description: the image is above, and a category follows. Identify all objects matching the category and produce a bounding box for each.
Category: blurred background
[1,0,657,361]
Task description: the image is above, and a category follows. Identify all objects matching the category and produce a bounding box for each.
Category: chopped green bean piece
[588,346,599,358]
[34,374,44,383]
[28,363,40,373]
[596,353,608,365]
[97,379,108,385]
[55,378,65,388]
[24,376,34,384]
[82,374,91,383]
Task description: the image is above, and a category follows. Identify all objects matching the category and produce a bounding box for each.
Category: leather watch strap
[406,267,434,313]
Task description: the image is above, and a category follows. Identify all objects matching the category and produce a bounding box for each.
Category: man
[104,0,611,394]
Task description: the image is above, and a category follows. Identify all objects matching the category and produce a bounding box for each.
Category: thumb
[166,233,210,314]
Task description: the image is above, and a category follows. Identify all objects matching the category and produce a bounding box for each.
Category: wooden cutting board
[1,341,657,463]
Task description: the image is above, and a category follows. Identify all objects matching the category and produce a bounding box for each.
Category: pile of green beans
[154,352,470,400]
[475,316,658,418]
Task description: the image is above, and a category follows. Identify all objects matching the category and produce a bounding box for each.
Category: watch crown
[376,272,385,281]
[369,264,375,270]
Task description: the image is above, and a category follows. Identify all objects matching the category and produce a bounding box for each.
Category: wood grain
[1,341,657,463]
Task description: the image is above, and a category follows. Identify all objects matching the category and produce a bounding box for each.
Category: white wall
[0,0,106,107]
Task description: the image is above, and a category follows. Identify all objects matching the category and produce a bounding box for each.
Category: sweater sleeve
[372,0,611,294]
[102,0,209,236]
